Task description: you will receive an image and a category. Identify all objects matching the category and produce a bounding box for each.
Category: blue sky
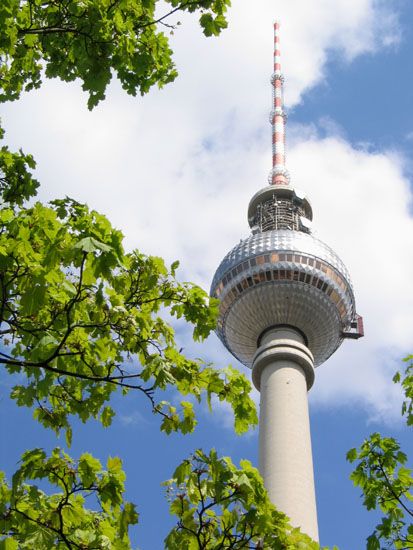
[1,0,413,548]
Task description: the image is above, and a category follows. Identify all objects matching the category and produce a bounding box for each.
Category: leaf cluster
[0,0,231,108]
[164,449,327,549]
[0,447,138,549]
[0,127,39,205]
[0,150,257,438]
[348,419,413,548]
[394,355,413,427]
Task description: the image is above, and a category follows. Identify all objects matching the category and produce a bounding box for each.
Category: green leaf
[101,406,115,427]
[65,426,73,447]
[0,539,18,550]
[78,453,102,486]
[74,236,112,253]
[367,534,380,550]
[346,448,358,462]
[172,460,191,485]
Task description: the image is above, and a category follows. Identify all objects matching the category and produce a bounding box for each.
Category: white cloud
[1,0,408,422]
[288,132,413,422]
[118,410,148,427]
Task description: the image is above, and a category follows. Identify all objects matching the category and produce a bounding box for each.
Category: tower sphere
[211,220,356,368]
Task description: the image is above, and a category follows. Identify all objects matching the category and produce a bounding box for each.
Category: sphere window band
[214,253,354,333]
[217,275,347,316]
[216,253,349,295]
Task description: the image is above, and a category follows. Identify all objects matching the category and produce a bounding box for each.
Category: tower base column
[252,328,319,542]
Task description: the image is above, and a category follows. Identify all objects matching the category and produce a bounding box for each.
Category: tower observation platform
[210,21,363,541]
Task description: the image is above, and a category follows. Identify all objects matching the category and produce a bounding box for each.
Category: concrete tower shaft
[253,327,318,541]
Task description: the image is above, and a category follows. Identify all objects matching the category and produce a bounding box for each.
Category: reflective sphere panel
[211,230,356,367]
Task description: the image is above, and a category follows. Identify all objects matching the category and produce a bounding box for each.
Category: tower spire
[269,21,289,186]
[247,20,312,234]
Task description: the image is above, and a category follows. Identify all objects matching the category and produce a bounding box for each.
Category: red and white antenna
[269,21,290,186]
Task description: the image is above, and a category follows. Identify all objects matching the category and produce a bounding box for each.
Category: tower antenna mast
[270,21,289,186]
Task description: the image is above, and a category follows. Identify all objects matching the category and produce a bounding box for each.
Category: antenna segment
[269,21,289,186]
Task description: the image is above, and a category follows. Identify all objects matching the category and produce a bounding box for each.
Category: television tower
[211,21,363,541]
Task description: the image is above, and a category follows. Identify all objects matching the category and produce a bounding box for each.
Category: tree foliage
[396,355,413,427]
[0,132,258,546]
[0,0,231,108]
[0,129,257,441]
[348,357,413,550]
[0,447,138,549]
[0,1,267,547]
[165,449,326,550]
